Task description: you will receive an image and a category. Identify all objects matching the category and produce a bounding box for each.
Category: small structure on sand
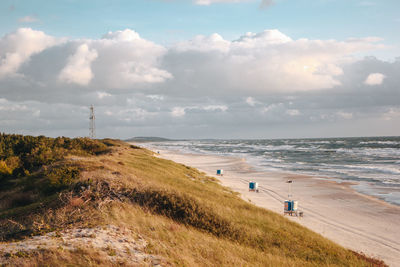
[284,180,303,217]
[216,169,224,176]
[249,181,259,192]
[284,200,299,215]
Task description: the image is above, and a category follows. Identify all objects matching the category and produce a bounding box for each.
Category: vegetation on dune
[0,133,109,178]
[0,134,387,266]
[0,133,110,216]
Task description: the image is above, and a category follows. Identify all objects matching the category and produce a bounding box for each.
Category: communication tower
[89,105,95,139]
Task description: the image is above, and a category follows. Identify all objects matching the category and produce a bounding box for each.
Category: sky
[0,0,399,139]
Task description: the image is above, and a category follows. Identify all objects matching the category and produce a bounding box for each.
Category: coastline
[148,146,400,267]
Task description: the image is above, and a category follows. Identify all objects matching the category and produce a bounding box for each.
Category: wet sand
[154,148,400,267]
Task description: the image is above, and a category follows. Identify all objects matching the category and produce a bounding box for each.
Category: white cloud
[171,107,186,117]
[167,29,383,95]
[103,106,158,122]
[170,105,227,117]
[59,44,98,85]
[0,28,398,138]
[202,105,228,112]
[382,108,400,120]
[8,28,172,89]
[0,28,57,79]
[92,29,172,88]
[0,98,41,129]
[262,103,283,113]
[119,108,155,121]
[0,27,384,95]
[146,95,164,100]
[174,33,230,53]
[337,111,353,119]
[97,91,112,99]
[286,109,300,116]
[102,29,141,42]
[246,97,258,106]
[234,29,292,46]
[0,98,28,111]
[18,15,39,23]
[364,72,386,85]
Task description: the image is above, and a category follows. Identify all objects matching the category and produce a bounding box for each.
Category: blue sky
[1,0,399,47]
[0,0,399,138]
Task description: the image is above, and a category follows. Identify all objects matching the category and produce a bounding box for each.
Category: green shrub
[72,137,110,155]
[0,160,12,175]
[43,166,80,194]
[0,133,111,194]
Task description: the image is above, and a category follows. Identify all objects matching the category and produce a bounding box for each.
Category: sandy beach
[152,148,400,267]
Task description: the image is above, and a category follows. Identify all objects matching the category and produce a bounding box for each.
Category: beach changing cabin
[284,200,299,216]
[283,180,303,216]
[249,181,259,192]
[216,169,224,176]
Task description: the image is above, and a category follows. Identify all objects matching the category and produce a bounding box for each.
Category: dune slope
[0,135,386,266]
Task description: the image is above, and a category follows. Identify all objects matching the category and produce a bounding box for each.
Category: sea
[145,136,400,206]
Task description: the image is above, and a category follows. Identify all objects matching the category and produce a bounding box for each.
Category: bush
[0,160,12,176]
[0,133,111,194]
[43,166,80,194]
[72,138,110,155]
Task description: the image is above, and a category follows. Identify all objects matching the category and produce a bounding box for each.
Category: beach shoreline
[145,145,400,267]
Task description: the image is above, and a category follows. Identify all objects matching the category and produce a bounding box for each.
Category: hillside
[0,134,386,266]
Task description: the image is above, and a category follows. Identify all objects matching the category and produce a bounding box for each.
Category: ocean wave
[148,137,400,204]
[359,141,400,145]
[335,147,400,157]
[343,164,400,175]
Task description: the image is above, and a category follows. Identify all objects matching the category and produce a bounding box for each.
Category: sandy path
[154,148,400,267]
[0,225,162,266]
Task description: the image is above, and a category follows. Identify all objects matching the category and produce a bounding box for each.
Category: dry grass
[2,247,153,267]
[0,140,385,266]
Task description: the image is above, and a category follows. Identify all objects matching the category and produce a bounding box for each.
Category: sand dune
[0,225,161,266]
[157,149,400,267]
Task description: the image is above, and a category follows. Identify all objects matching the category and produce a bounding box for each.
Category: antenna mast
[89,105,96,139]
[287,180,293,199]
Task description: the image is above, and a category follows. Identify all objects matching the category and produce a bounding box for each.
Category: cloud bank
[0,27,398,139]
[0,28,57,79]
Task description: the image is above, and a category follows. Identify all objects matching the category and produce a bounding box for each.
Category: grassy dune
[0,135,386,266]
